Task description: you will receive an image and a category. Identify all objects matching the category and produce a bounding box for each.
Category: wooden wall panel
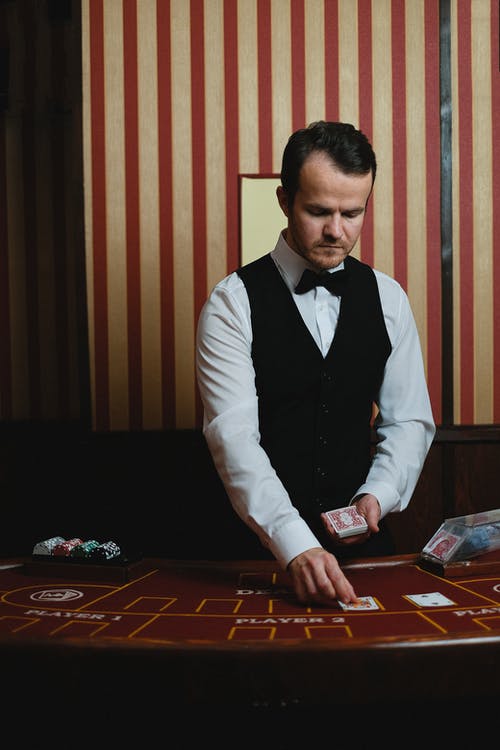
[0,0,86,423]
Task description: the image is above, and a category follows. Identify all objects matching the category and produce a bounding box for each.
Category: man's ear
[276,185,289,217]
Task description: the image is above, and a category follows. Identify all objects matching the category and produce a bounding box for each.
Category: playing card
[421,529,462,563]
[405,592,456,607]
[325,506,368,538]
[338,596,379,611]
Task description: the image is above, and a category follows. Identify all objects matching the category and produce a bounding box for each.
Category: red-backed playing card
[325,506,368,538]
[422,529,462,562]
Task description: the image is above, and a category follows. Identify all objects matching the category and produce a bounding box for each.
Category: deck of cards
[421,509,500,565]
[325,505,368,539]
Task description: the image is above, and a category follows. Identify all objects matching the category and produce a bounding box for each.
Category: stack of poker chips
[91,540,121,561]
[53,538,83,556]
[33,536,121,562]
[32,536,66,555]
[70,539,100,557]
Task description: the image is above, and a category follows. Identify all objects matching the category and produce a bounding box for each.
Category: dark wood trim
[435,425,500,442]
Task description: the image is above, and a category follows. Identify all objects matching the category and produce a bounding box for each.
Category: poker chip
[53,538,83,556]
[32,536,66,556]
[32,536,124,565]
[90,541,121,561]
[70,540,100,558]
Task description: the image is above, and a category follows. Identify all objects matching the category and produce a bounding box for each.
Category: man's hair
[280,120,377,207]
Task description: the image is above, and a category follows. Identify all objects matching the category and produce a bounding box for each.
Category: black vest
[237,253,392,537]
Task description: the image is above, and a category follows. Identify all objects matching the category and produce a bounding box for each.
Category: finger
[320,512,338,538]
[324,558,357,603]
[311,570,340,602]
[291,564,335,605]
[290,563,320,604]
[289,567,310,604]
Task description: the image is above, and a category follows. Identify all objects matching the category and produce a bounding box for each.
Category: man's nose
[324,214,342,238]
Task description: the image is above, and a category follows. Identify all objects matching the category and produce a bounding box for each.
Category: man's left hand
[321,494,381,545]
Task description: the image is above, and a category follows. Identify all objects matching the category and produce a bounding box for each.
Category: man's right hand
[287,547,358,606]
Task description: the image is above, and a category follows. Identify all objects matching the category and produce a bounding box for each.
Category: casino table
[2,553,499,744]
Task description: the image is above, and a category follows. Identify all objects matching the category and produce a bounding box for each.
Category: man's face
[277,151,373,271]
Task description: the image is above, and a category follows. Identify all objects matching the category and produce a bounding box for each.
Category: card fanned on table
[325,506,368,538]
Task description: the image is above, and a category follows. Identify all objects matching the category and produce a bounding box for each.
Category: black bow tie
[295,268,348,296]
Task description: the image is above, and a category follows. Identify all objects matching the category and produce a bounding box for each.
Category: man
[196,121,435,607]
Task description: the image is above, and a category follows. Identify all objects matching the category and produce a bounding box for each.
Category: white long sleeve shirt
[196,233,436,569]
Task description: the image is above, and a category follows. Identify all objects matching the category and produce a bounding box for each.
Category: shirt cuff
[350,481,400,518]
[268,518,323,570]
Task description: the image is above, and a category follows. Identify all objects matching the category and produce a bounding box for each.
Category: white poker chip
[32,536,66,555]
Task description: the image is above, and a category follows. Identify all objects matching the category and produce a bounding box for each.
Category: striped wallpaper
[0,1,498,430]
[451,0,500,424]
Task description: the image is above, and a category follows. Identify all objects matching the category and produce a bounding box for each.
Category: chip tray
[24,553,145,582]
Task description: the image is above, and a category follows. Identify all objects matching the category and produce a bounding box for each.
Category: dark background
[2,422,499,561]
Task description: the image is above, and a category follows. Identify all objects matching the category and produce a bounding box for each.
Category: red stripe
[324,0,339,122]
[492,0,500,420]
[157,0,176,427]
[424,0,442,424]
[291,0,305,131]
[457,0,474,423]
[190,0,208,426]
[0,118,12,418]
[391,0,407,291]
[89,0,110,429]
[257,0,272,171]
[357,0,373,266]
[224,0,240,275]
[50,19,71,418]
[123,0,142,429]
[21,6,41,418]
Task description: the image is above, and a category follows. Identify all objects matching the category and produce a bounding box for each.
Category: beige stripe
[137,0,162,428]
[371,0,394,280]
[337,0,359,125]
[337,0,360,257]
[104,0,129,429]
[450,0,461,421]
[171,0,195,427]
[81,1,97,425]
[304,0,326,126]
[271,0,292,172]
[204,0,228,291]
[471,0,493,421]
[238,0,259,172]
[405,0,427,360]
